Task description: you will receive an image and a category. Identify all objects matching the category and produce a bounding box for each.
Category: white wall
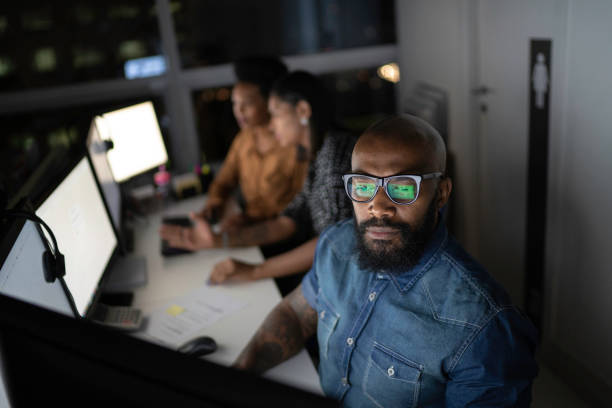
[544,0,612,389]
[396,0,612,401]
[395,0,479,255]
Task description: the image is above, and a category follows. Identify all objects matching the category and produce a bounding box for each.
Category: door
[473,0,567,307]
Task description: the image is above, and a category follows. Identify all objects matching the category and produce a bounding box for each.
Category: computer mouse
[177,336,217,357]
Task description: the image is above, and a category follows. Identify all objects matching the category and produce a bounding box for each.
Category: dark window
[0,2,162,91]
[192,67,396,164]
[173,0,395,69]
[192,86,238,164]
[320,67,396,132]
[0,98,168,204]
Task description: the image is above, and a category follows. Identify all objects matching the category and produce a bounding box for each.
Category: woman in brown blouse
[161,71,357,293]
[202,57,309,231]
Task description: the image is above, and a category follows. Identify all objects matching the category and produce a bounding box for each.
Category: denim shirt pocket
[316,295,340,360]
[363,342,424,408]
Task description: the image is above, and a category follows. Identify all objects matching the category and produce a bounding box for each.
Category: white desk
[129,195,322,395]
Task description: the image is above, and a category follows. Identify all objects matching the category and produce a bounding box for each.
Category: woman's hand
[209,258,260,284]
[159,212,217,250]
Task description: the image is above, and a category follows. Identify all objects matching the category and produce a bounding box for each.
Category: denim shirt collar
[381,216,448,294]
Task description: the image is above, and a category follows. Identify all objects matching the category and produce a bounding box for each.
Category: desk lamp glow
[95,101,168,183]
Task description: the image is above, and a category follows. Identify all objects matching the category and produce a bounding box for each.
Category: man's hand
[209,258,258,284]
[159,212,217,250]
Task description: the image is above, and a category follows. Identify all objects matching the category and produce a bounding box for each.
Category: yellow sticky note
[166,305,185,316]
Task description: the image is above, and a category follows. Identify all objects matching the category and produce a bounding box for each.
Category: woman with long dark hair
[160,70,357,292]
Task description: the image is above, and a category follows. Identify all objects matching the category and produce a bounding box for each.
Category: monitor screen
[96,101,168,182]
[36,158,117,317]
[86,119,122,231]
[0,220,74,317]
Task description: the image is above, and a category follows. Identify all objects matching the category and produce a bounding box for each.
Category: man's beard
[354,196,438,273]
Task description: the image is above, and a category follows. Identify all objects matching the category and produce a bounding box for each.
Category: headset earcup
[55,252,65,279]
[42,250,56,283]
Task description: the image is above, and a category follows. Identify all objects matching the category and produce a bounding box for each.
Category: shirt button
[346,337,354,346]
[319,310,325,319]
[387,366,395,377]
[368,291,376,301]
[341,377,349,386]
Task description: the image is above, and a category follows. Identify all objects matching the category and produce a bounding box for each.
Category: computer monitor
[0,218,76,317]
[36,157,117,317]
[86,124,149,292]
[0,293,338,407]
[95,101,168,183]
[86,119,122,235]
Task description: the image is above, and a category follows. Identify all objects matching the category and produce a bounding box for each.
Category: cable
[1,210,65,282]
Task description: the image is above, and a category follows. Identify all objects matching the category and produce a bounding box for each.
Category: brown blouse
[207,126,308,220]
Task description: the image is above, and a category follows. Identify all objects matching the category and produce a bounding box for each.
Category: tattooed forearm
[287,285,318,339]
[234,300,304,373]
[233,285,316,374]
[249,342,284,374]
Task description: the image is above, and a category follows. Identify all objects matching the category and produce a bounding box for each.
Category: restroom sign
[531,42,551,110]
[524,38,552,330]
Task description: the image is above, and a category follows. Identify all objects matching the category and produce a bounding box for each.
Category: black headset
[1,210,65,283]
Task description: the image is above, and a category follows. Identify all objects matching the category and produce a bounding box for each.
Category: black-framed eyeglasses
[342,172,443,205]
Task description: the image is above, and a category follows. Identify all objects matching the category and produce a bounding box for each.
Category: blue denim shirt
[302,218,538,407]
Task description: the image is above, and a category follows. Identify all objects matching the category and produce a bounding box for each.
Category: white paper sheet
[145,285,247,346]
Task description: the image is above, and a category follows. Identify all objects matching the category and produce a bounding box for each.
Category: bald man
[234,116,538,407]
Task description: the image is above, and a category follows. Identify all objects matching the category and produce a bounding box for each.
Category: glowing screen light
[389,184,415,200]
[124,55,166,79]
[96,101,168,182]
[354,182,376,198]
[36,158,117,317]
[377,62,400,83]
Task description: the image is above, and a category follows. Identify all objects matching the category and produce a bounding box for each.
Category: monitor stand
[103,255,147,293]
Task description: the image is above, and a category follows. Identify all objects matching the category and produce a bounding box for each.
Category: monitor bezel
[0,293,338,407]
[0,200,79,318]
[85,118,128,254]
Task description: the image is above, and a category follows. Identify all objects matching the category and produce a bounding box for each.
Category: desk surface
[129,195,322,395]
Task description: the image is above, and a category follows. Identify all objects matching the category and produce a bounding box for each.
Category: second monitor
[94,101,168,183]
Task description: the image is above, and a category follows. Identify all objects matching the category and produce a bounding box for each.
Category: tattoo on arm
[251,342,284,374]
[287,285,318,340]
[233,285,317,373]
